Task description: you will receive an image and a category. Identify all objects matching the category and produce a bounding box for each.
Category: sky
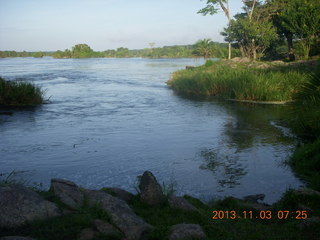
[0,0,243,51]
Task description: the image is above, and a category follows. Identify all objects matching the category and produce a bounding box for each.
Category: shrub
[0,77,44,106]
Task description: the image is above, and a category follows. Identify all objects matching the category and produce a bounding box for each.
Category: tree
[265,0,296,61]
[279,0,320,59]
[198,0,232,59]
[194,39,213,59]
[72,44,94,58]
[222,2,278,60]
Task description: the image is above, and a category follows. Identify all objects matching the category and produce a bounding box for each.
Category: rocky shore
[1,171,319,240]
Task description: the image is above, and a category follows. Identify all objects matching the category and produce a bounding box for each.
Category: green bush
[0,77,44,106]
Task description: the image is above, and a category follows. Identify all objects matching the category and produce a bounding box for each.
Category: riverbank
[0,77,44,106]
[1,171,319,240]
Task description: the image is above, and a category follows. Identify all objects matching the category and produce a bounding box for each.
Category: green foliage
[194,39,213,59]
[280,0,320,59]
[222,10,278,59]
[289,66,320,139]
[289,139,320,191]
[167,60,310,101]
[197,0,222,16]
[0,77,44,106]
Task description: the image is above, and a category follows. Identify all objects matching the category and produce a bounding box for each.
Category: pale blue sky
[0,0,243,51]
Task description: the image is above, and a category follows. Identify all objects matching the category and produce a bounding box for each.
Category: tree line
[0,42,232,59]
[198,0,320,60]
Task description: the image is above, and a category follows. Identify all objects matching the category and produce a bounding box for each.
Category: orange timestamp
[212,210,308,220]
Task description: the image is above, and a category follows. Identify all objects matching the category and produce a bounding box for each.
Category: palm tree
[195,39,213,59]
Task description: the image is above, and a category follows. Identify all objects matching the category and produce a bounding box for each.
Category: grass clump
[167,60,314,101]
[0,77,44,106]
[288,69,320,191]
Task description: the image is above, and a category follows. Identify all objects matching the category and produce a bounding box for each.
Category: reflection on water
[0,57,303,204]
[199,148,247,188]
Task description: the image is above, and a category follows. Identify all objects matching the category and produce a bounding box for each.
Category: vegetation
[0,77,44,106]
[167,60,316,101]
[198,0,232,59]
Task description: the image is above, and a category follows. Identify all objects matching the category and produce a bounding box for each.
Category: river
[0,57,303,204]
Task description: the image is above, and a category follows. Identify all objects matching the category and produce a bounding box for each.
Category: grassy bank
[0,77,44,106]
[167,60,317,101]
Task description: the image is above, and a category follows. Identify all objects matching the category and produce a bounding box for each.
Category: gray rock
[105,187,134,203]
[0,237,35,240]
[241,202,270,211]
[50,178,84,209]
[293,188,320,197]
[94,219,121,236]
[168,195,197,212]
[169,224,206,240]
[138,171,166,206]
[243,194,265,203]
[0,184,61,228]
[78,228,96,240]
[83,189,152,240]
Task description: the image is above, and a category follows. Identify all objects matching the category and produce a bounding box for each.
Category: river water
[0,57,303,203]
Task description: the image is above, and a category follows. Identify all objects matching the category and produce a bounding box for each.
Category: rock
[0,237,35,240]
[230,57,250,63]
[105,187,134,203]
[186,66,195,70]
[138,171,166,206]
[83,189,152,240]
[0,184,61,228]
[293,188,320,197]
[243,194,265,203]
[168,195,198,212]
[78,228,96,240]
[94,219,121,236]
[169,224,206,240]
[241,202,270,211]
[50,178,84,209]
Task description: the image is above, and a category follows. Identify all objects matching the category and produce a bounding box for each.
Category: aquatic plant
[167,60,311,101]
[0,77,44,106]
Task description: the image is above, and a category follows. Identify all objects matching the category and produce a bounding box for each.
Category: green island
[1,0,320,239]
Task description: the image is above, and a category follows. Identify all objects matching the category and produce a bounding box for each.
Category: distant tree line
[0,51,52,58]
[0,41,234,59]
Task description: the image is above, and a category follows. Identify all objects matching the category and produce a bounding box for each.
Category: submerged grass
[167,60,314,101]
[0,77,44,106]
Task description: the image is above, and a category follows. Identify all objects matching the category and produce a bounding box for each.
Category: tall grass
[167,61,310,101]
[290,70,320,139]
[0,77,44,106]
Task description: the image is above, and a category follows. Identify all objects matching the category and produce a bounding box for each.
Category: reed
[167,61,310,102]
[0,77,44,106]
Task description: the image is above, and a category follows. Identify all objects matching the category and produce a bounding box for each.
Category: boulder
[168,195,197,212]
[78,228,96,240]
[105,187,134,203]
[0,184,61,228]
[83,189,152,240]
[94,219,121,236]
[243,194,265,203]
[50,178,84,209]
[138,171,166,206]
[169,224,206,240]
[293,188,320,197]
